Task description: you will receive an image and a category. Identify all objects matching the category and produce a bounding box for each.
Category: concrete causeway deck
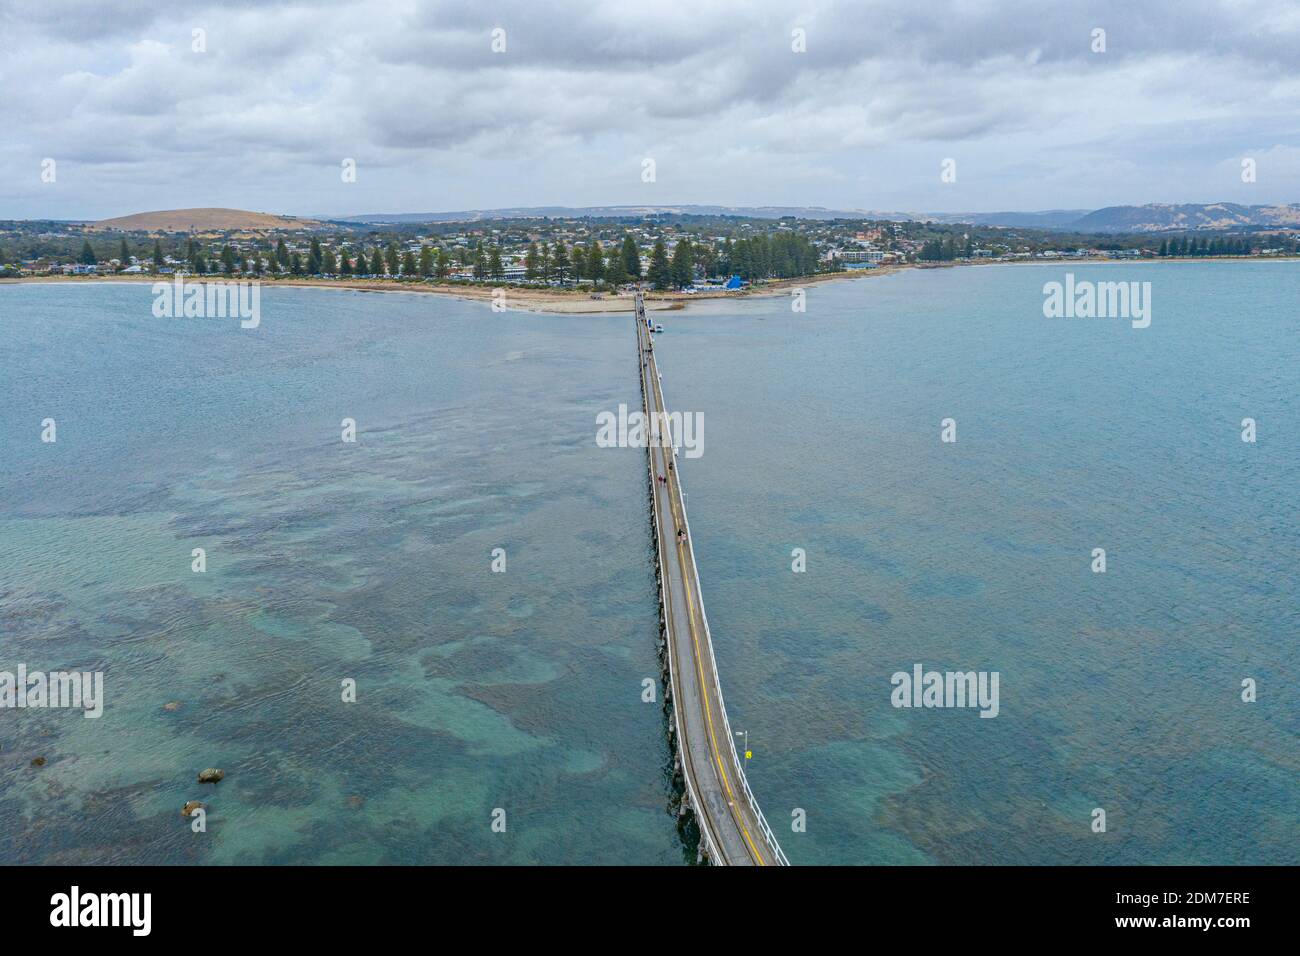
[635,293,788,867]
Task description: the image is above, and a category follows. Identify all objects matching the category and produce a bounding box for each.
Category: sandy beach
[1,266,894,313]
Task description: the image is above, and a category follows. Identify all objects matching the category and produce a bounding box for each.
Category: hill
[1070,203,1300,233]
[330,204,883,223]
[91,207,322,233]
[923,210,1092,229]
[332,202,1300,233]
[83,202,1300,235]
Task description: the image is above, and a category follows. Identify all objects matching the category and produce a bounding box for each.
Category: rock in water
[31,756,46,767]
[197,768,225,784]
[182,800,203,817]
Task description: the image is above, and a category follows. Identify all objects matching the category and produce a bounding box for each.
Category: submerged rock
[31,756,46,767]
[163,701,182,712]
[197,768,225,784]
[182,800,203,817]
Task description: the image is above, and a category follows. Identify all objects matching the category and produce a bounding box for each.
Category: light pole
[735,730,750,765]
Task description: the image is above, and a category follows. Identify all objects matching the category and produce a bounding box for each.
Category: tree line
[43,228,833,288]
[1157,235,1261,257]
[917,236,974,261]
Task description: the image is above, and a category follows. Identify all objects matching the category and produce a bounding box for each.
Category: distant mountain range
[326,205,871,223]
[80,202,1300,235]
[330,202,1300,232]
[922,210,1093,229]
[1067,202,1300,232]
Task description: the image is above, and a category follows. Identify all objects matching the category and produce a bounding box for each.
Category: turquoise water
[2,264,1296,865]
[656,261,1299,864]
[1,284,679,864]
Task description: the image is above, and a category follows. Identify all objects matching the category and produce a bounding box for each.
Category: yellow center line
[643,332,768,867]
[673,526,767,866]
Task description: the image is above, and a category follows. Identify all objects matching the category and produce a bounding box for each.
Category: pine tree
[419,245,434,277]
[695,242,717,278]
[488,246,503,280]
[221,244,236,274]
[118,238,131,270]
[605,246,627,286]
[552,242,571,283]
[275,239,289,268]
[670,239,693,288]
[621,235,641,278]
[402,250,417,275]
[323,249,337,274]
[371,248,384,276]
[152,240,164,272]
[648,240,671,290]
[385,243,400,276]
[79,240,97,265]
[435,247,450,280]
[588,241,604,284]
[525,242,540,280]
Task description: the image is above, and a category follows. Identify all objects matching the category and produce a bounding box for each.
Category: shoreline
[3,255,1294,313]
[0,268,890,314]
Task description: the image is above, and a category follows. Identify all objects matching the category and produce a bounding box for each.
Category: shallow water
[655,261,1299,864]
[1,284,679,864]
[2,265,1296,865]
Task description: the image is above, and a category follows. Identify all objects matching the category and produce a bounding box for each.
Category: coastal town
[3,209,1297,293]
[4,0,1296,921]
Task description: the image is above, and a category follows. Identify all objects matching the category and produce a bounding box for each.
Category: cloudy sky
[2,0,1299,220]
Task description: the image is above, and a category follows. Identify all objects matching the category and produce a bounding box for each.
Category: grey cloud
[1,0,1298,218]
